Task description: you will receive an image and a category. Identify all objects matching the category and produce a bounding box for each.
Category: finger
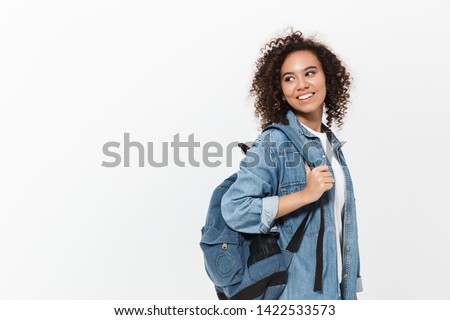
[319,177,335,184]
[321,172,333,177]
[304,164,311,173]
[312,170,333,179]
[312,165,330,172]
[320,181,334,192]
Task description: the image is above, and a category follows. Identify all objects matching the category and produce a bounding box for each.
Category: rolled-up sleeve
[356,250,363,292]
[221,134,280,234]
[356,277,363,293]
[261,196,279,232]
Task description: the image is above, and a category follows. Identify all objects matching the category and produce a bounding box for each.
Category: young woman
[221,30,362,300]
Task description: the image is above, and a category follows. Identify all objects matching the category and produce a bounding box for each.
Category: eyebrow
[281,66,318,78]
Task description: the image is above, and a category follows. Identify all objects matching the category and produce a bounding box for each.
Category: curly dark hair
[250,30,352,129]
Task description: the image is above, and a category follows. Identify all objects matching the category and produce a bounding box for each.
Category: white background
[1,0,449,300]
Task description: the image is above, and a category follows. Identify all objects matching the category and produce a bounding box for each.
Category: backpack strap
[263,123,325,292]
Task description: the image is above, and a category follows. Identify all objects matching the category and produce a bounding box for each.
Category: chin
[290,105,322,115]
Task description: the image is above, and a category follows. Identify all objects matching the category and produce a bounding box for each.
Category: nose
[296,77,310,90]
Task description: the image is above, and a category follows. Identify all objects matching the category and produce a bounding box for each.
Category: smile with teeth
[297,93,314,100]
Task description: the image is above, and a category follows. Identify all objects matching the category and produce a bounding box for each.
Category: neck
[292,109,323,132]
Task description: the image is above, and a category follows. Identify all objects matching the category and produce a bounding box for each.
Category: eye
[284,76,295,82]
[305,71,316,77]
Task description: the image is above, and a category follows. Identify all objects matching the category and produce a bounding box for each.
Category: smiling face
[280,50,327,121]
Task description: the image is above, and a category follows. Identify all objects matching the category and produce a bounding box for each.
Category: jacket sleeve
[221,133,281,234]
[356,248,363,292]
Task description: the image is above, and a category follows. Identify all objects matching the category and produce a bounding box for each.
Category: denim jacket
[221,110,362,300]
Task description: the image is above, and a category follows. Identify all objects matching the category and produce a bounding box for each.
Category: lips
[296,92,314,100]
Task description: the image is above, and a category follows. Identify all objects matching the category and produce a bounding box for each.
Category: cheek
[317,87,327,101]
[312,78,327,96]
[318,76,327,90]
[281,83,292,96]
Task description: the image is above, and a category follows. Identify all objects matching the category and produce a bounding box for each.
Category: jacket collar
[285,110,344,152]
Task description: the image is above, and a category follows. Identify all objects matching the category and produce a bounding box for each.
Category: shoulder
[245,128,296,158]
[256,128,290,145]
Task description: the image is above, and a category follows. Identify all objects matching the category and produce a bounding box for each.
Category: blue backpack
[200,124,324,299]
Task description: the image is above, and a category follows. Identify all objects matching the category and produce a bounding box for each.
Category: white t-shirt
[301,123,345,285]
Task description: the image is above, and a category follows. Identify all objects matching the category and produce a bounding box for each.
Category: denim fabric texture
[221,110,362,300]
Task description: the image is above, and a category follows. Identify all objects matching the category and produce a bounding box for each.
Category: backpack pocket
[200,226,244,287]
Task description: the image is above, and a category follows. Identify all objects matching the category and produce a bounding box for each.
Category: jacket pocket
[279,181,305,195]
[277,198,320,237]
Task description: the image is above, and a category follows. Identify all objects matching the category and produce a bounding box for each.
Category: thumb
[304,163,311,174]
